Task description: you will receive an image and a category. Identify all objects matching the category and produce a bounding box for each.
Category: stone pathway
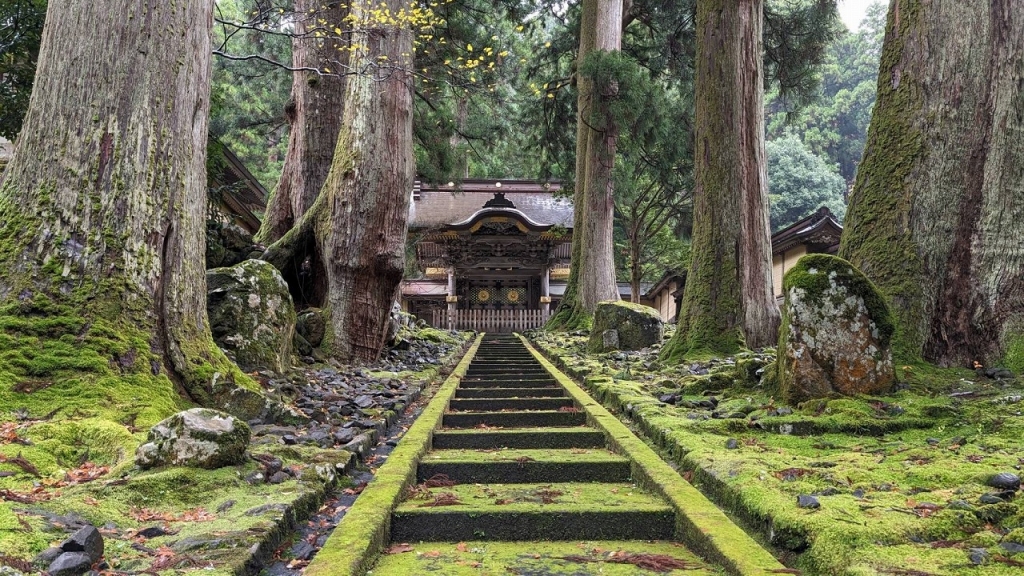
[368,335,725,575]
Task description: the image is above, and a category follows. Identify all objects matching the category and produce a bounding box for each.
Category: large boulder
[775,254,895,403]
[135,408,250,469]
[587,300,663,353]
[207,259,296,373]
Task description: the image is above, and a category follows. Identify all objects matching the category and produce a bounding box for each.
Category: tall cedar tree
[255,0,348,309]
[264,0,414,362]
[662,0,780,361]
[0,0,266,417]
[839,0,1024,369]
[547,0,622,329]
[257,0,348,245]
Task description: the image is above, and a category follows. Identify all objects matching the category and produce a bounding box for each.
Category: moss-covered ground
[0,327,472,573]
[530,329,1024,575]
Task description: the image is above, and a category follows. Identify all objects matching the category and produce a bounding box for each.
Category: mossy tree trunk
[547,0,622,329]
[265,0,414,363]
[839,0,1024,368]
[577,0,624,313]
[0,0,265,418]
[256,0,348,308]
[661,0,780,362]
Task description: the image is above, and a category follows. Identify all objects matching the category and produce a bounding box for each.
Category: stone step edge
[303,334,485,576]
[517,335,787,576]
[220,334,474,576]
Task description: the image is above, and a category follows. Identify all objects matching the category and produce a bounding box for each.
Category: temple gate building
[401,179,572,332]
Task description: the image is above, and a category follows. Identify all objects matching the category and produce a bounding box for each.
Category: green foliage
[767,1,887,183]
[0,0,46,140]
[209,0,293,191]
[766,133,847,231]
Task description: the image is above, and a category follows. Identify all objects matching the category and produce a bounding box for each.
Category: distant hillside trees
[766,134,847,231]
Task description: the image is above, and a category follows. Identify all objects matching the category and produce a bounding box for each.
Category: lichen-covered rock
[776,254,895,403]
[207,259,296,372]
[135,408,250,469]
[587,301,663,353]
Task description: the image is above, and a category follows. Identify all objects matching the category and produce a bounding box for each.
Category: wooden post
[540,267,551,314]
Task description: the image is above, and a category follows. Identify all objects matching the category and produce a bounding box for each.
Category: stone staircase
[370,334,720,574]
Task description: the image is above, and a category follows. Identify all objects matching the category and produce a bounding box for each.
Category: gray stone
[988,472,1020,491]
[969,548,989,565]
[48,552,93,576]
[979,493,1006,505]
[796,495,820,509]
[775,255,895,403]
[34,547,64,568]
[61,525,103,562]
[207,259,297,373]
[725,438,739,450]
[587,301,663,353]
[1000,542,1024,555]
[135,408,250,470]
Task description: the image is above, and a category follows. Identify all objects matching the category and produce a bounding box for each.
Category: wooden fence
[431,309,552,333]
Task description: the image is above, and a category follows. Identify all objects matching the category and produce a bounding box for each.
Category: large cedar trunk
[548,0,621,328]
[0,0,264,417]
[577,0,624,312]
[314,0,414,362]
[840,0,1024,367]
[547,0,599,330]
[662,0,780,361]
[256,0,348,308]
[257,0,347,245]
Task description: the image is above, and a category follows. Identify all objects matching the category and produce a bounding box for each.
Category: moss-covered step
[417,448,630,483]
[391,508,674,542]
[393,482,675,541]
[465,368,552,376]
[442,410,586,428]
[459,376,559,387]
[431,428,606,449]
[448,397,574,411]
[455,386,566,398]
[369,540,723,576]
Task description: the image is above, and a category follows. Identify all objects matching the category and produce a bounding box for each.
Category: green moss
[520,337,787,576]
[370,540,723,576]
[305,334,484,576]
[781,254,895,349]
[837,0,927,364]
[526,332,1024,576]
[1003,332,1024,374]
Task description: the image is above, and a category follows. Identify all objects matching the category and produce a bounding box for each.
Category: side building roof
[771,206,843,255]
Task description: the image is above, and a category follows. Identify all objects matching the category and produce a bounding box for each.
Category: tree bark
[577,0,624,313]
[840,0,1024,368]
[313,0,414,362]
[0,0,265,418]
[255,0,348,309]
[662,0,780,361]
[257,0,348,246]
[547,0,622,328]
[547,0,599,330]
